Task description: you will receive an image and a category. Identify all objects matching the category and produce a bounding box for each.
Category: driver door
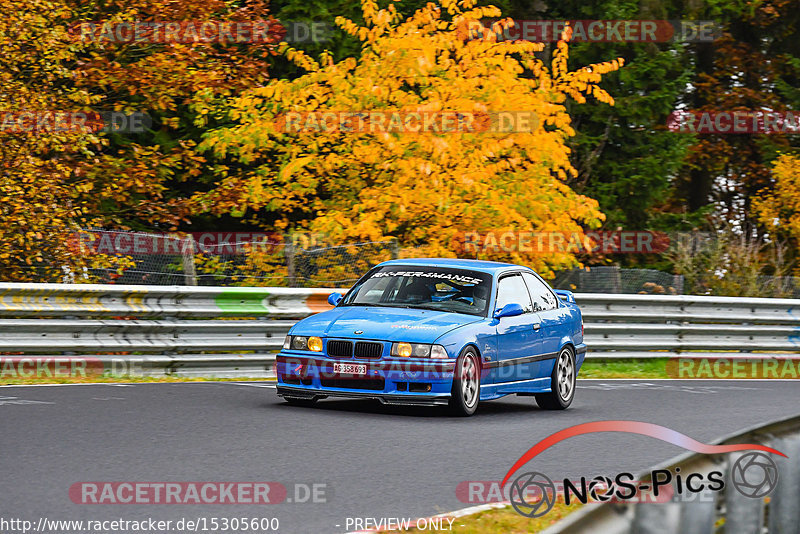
[492,273,543,384]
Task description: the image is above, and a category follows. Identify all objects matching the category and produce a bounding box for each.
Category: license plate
[333,362,367,375]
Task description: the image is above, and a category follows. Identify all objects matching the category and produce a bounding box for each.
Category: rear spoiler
[554,289,575,304]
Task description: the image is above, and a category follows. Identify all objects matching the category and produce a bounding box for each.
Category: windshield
[341,265,492,316]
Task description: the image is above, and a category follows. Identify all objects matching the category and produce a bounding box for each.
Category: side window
[522,272,558,311]
[495,274,533,313]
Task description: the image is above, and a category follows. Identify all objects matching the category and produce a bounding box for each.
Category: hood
[290,306,483,343]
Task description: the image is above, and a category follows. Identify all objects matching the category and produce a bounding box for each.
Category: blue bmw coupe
[276,259,586,416]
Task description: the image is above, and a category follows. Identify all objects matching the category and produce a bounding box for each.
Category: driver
[397,278,433,303]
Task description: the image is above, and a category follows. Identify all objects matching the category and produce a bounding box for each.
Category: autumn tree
[271,0,693,234]
[195,0,622,275]
[0,0,111,281]
[0,0,281,281]
[670,0,800,233]
[63,0,283,229]
[754,153,800,249]
[537,0,693,236]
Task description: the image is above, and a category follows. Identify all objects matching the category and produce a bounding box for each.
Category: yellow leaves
[75,182,93,193]
[753,154,800,240]
[361,0,379,24]
[335,17,361,37]
[193,0,623,271]
[278,156,315,183]
[283,47,320,72]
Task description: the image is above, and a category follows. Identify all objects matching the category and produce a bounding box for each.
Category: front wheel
[535,346,576,410]
[449,348,480,416]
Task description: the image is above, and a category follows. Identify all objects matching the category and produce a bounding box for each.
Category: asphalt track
[2,380,799,534]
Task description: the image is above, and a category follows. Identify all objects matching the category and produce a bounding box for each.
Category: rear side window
[495,274,533,313]
[522,272,558,311]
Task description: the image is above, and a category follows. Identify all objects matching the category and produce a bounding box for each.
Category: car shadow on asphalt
[269,397,548,418]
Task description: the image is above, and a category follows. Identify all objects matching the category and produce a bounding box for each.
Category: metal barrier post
[676,489,717,534]
[767,436,800,534]
[724,452,765,533]
[631,503,680,534]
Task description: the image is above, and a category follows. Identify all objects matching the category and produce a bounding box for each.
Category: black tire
[535,346,576,410]
[284,397,317,407]
[449,348,481,416]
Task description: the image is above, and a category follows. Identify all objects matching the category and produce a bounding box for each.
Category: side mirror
[493,303,524,319]
[327,292,343,306]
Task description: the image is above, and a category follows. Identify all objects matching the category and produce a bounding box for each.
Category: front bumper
[276,385,451,406]
[275,353,456,406]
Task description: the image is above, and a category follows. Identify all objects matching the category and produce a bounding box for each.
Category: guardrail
[542,414,800,534]
[0,283,332,317]
[0,284,798,378]
[577,293,800,358]
[0,283,332,378]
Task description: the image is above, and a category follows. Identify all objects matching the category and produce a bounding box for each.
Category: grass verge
[0,375,275,386]
[579,358,669,379]
[386,500,582,533]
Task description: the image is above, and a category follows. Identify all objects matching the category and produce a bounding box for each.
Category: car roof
[375,258,531,275]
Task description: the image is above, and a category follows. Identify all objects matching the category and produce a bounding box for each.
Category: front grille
[354,341,383,359]
[320,377,385,390]
[327,340,353,358]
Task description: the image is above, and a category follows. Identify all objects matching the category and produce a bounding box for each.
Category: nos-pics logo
[502,421,783,518]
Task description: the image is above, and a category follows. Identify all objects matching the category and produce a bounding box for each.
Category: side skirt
[479,377,551,400]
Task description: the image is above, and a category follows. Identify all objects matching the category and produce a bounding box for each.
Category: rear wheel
[535,346,576,410]
[449,348,480,416]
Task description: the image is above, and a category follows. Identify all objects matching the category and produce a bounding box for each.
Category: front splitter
[277,385,450,406]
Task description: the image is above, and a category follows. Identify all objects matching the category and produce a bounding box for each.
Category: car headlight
[391,342,448,358]
[285,336,323,352]
[307,336,323,352]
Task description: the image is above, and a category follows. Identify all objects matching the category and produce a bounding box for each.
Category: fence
[70,229,399,288]
[76,230,686,292]
[54,229,800,297]
[552,267,684,295]
[0,284,799,378]
[542,414,800,534]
